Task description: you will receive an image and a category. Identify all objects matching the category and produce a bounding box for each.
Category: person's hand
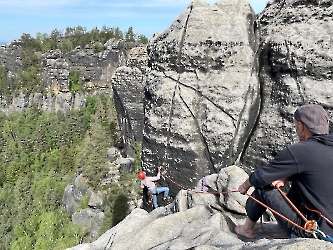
[271,179,286,188]
[271,177,289,188]
[238,179,251,195]
[158,166,161,172]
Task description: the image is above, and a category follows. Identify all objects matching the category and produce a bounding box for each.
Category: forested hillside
[0,25,146,249]
[0,25,148,99]
[0,94,141,249]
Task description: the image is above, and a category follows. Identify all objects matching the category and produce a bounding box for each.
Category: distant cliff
[0,38,147,158]
[0,39,137,113]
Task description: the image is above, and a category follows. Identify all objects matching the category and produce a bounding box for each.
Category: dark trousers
[246,186,305,237]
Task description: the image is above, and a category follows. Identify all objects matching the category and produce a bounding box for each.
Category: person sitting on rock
[138,167,171,208]
[236,104,333,240]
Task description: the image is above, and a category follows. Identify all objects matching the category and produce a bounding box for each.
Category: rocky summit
[65,0,333,248]
[66,166,333,250]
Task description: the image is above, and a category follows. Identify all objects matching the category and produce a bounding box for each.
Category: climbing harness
[162,173,333,242]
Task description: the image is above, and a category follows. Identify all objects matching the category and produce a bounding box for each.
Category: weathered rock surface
[243,0,333,168]
[66,166,333,250]
[72,208,105,242]
[142,0,260,194]
[0,41,22,73]
[42,49,70,92]
[62,174,93,217]
[112,66,146,157]
[111,46,148,157]
[0,39,135,114]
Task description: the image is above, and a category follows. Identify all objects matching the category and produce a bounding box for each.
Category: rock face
[42,49,70,92]
[5,0,333,248]
[62,174,93,217]
[142,0,260,194]
[0,41,22,73]
[0,39,135,114]
[243,0,333,168]
[111,46,148,157]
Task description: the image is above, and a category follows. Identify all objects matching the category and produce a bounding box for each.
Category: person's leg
[236,186,304,238]
[157,187,169,197]
[151,187,158,208]
[255,187,303,237]
[235,218,256,239]
[235,188,267,239]
[152,194,158,208]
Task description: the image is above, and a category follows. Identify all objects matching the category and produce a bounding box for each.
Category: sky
[0,0,268,45]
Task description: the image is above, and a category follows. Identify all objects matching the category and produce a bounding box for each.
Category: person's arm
[146,167,161,182]
[240,147,298,193]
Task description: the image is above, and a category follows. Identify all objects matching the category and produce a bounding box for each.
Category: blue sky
[0,0,267,45]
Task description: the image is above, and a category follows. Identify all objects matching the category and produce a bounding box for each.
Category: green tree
[112,193,129,226]
[13,66,43,93]
[76,119,111,189]
[137,34,149,44]
[69,69,83,93]
[0,65,9,97]
[0,93,123,249]
[125,27,136,42]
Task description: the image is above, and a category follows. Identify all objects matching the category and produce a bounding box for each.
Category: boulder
[142,0,260,196]
[116,157,135,174]
[72,208,105,241]
[243,0,333,168]
[62,174,93,216]
[88,191,106,211]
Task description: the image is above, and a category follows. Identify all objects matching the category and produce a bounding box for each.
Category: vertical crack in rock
[233,74,261,165]
[143,0,260,191]
[164,4,193,150]
[176,81,218,173]
[285,40,305,102]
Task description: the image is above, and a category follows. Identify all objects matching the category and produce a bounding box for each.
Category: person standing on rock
[235,104,333,240]
[138,167,171,208]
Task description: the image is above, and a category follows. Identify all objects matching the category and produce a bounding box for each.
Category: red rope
[162,173,308,232]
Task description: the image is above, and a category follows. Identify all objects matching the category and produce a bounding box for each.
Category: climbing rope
[161,173,333,240]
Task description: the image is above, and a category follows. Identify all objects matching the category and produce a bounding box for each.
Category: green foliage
[13,66,43,93]
[85,95,98,114]
[112,193,129,226]
[99,172,141,235]
[0,94,121,249]
[69,69,84,93]
[23,25,148,55]
[137,35,148,44]
[12,209,87,250]
[125,27,136,42]
[134,142,142,173]
[74,194,90,212]
[76,120,111,189]
[93,43,104,53]
[0,65,9,97]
